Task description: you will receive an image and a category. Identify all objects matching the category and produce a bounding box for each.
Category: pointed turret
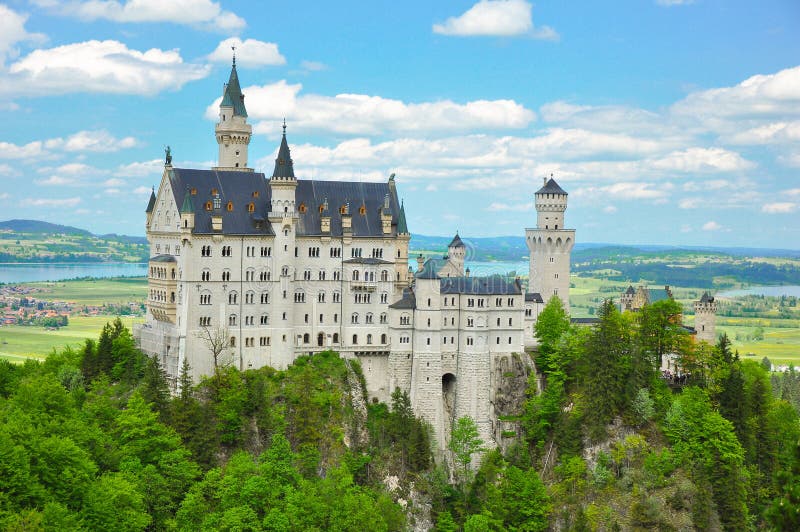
[180,192,194,214]
[220,59,248,118]
[145,187,156,213]
[272,121,295,179]
[448,233,465,249]
[214,56,252,171]
[397,200,409,235]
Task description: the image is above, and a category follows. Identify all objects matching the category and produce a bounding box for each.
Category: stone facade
[135,63,576,454]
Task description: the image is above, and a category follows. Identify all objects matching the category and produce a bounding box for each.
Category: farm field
[0,315,144,362]
[23,277,147,305]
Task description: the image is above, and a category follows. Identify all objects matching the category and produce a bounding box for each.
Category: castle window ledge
[148,302,176,323]
[268,210,296,220]
[353,349,390,357]
[351,281,377,291]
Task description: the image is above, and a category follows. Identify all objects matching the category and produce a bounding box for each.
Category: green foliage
[631,388,655,426]
[534,295,571,375]
[450,416,484,484]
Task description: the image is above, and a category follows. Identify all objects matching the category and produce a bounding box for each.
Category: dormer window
[205,201,212,211]
[359,205,366,215]
[298,203,307,214]
[339,205,347,215]
[248,202,255,213]
[190,188,197,195]
[319,204,325,213]
[211,188,218,196]
[227,201,234,211]
[252,191,259,198]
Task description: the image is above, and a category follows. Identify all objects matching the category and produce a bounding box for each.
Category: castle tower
[694,292,717,343]
[268,123,298,368]
[214,56,252,171]
[447,233,466,275]
[525,177,575,311]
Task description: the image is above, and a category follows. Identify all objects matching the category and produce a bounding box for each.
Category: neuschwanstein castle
[135,60,579,449]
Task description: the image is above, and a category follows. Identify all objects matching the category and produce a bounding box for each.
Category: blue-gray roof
[439,275,522,295]
[146,188,156,213]
[150,254,176,263]
[536,178,567,195]
[525,293,544,303]
[389,288,416,309]
[165,168,404,237]
[272,131,294,179]
[448,234,465,248]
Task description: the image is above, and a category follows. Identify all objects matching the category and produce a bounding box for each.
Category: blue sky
[0,0,798,248]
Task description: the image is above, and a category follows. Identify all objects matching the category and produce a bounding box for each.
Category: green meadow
[0,315,145,362]
[23,277,147,305]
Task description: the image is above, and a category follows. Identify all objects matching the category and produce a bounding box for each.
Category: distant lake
[718,285,800,298]
[0,260,528,285]
[0,263,147,283]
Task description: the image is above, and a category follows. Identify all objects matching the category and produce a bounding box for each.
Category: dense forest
[1,304,799,530]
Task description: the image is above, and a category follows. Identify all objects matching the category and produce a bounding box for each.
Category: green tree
[534,295,571,376]
[81,473,151,531]
[449,416,484,490]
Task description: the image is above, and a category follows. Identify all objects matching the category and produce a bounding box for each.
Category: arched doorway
[442,373,456,426]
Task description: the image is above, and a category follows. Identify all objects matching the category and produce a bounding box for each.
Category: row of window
[350,312,388,324]
[196,244,398,259]
[153,244,179,256]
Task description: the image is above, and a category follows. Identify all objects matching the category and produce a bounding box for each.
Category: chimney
[416,254,424,271]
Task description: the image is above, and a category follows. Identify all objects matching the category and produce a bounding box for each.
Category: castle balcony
[268,210,296,223]
[350,281,377,292]
[148,299,176,323]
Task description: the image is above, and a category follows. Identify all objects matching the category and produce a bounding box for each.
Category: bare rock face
[493,352,533,451]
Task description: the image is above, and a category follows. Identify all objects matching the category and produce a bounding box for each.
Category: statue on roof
[165,145,172,166]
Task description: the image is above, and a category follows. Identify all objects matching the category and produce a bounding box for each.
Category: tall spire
[272,122,295,179]
[145,186,156,213]
[220,57,247,118]
[397,199,409,234]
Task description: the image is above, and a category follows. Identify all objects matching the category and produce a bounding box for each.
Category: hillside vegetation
[1,304,799,530]
[0,219,147,263]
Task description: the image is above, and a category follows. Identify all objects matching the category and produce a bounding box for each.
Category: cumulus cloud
[31,0,245,32]
[208,37,285,67]
[486,201,533,212]
[433,0,557,40]
[208,80,536,135]
[672,66,800,128]
[21,197,82,207]
[0,5,46,66]
[0,140,45,159]
[651,147,753,173]
[133,186,153,195]
[46,130,137,152]
[4,40,209,96]
[35,175,76,186]
[117,159,164,177]
[761,202,797,214]
[702,221,723,231]
[300,60,327,72]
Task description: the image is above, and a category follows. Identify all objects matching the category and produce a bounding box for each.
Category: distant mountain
[410,234,800,262]
[0,219,148,263]
[0,219,92,236]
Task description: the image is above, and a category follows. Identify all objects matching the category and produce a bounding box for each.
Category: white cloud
[433,0,557,40]
[594,182,669,200]
[761,202,797,214]
[726,121,800,145]
[0,5,45,66]
[657,0,693,6]
[31,0,245,32]
[0,140,44,159]
[208,37,285,67]
[672,66,800,126]
[40,163,99,176]
[209,80,536,135]
[678,198,700,210]
[603,205,618,213]
[102,178,125,187]
[35,176,76,186]
[300,60,327,72]
[702,221,723,231]
[486,202,533,212]
[784,188,800,197]
[0,192,9,199]
[21,197,82,207]
[5,40,209,96]
[133,186,152,195]
[46,130,137,152]
[651,147,753,173]
[117,159,164,177]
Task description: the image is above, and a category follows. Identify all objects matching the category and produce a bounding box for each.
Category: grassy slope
[26,277,147,305]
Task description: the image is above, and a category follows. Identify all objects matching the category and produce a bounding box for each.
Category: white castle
[135,61,575,449]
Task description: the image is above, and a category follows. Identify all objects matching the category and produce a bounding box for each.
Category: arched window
[228,291,238,304]
[352,270,359,281]
[205,201,212,211]
[367,334,373,344]
[248,202,255,213]
[351,313,359,324]
[352,334,358,345]
[229,314,237,326]
[333,333,339,344]
[303,333,310,344]
[381,270,388,281]
[381,333,387,344]
[298,203,307,213]
[227,201,233,211]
